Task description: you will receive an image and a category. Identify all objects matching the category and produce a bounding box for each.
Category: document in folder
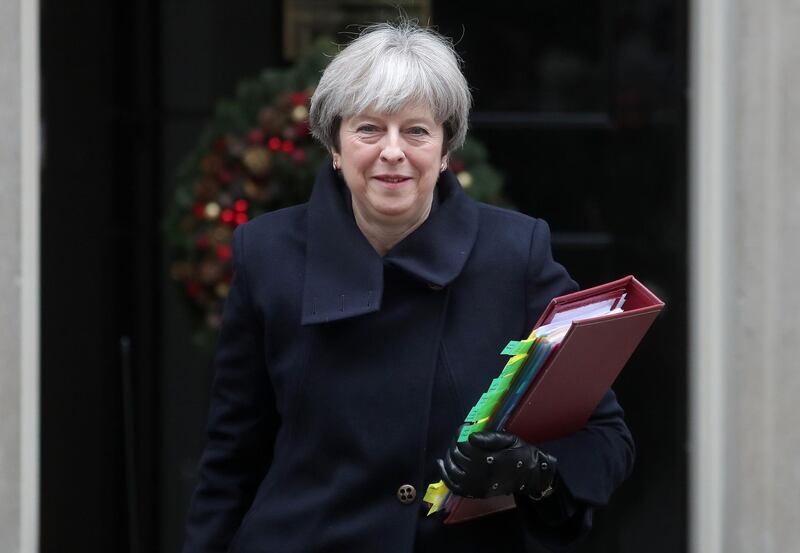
[422,275,664,523]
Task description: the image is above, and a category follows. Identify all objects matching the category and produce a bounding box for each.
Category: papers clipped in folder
[423,293,626,516]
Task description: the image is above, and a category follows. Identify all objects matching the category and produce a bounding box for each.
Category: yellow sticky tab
[501,355,527,377]
[423,481,445,503]
[423,481,449,516]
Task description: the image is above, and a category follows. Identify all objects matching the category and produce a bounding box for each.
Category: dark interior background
[40,1,687,551]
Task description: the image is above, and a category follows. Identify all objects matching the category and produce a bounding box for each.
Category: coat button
[427,283,443,291]
[397,484,417,504]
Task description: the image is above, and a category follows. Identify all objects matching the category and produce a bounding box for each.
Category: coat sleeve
[515,219,635,551]
[182,224,280,553]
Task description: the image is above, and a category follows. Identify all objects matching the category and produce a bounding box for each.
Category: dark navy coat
[183,163,634,553]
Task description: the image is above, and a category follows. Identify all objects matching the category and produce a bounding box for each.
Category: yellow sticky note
[423,481,449,516]
[501,354,527,377]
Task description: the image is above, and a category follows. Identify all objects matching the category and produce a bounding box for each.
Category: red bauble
[294,122,310,137]
[234,199,249,212]
[193,202,206,219]
[217,169,234,185]
[216,244,232,261]
[220,209,235,224]
[186,280,203,299]
[290,91,307,106]
[235,212,249,225]
[247,129,264,144]
[213,138,227,154]
[267,137,282,150]
[281,139,295,153]
[196,236,210,250]
[291,148,306,164]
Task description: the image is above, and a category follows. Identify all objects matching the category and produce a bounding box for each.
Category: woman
[183,21,633,553]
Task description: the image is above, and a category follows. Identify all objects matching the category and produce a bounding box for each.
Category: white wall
[691,1,800,552]
[0,0,39,551]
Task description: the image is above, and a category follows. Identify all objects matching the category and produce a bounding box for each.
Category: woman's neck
[351,199,433,256]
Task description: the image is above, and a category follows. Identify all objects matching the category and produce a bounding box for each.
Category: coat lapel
[301,162,479,325]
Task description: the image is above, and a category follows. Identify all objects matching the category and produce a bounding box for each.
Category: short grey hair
[309,21,472,154]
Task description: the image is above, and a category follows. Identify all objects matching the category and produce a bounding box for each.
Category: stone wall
[691,1,800,552]
[726,1,800,551]
[0,0,22,550]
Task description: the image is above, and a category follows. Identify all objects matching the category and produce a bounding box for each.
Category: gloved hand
[437,430,558,500]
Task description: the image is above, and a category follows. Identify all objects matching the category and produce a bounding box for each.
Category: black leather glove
[437,431,558,500]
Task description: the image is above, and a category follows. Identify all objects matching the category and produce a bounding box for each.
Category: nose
[379,130,405,164]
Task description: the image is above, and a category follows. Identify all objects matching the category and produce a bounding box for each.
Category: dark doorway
[40,1,686,552]
[40,0,162,551]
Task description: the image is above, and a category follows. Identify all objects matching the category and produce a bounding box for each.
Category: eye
[357,124,379,133]
[408,126,429,136]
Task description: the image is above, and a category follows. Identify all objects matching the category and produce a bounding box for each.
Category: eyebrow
[352,114,436,126]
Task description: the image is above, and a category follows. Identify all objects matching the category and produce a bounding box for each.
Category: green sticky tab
[501,339,534,356]
[500,363,521,378]
[464,404,480,423]
[488,377,513,395]
[457,424,474,442]
[497,377,513,394]
[474,392,490,410]
[458,419,490,443]
[475,391,503,419]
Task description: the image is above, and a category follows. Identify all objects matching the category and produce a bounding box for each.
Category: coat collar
[301,162,479,325]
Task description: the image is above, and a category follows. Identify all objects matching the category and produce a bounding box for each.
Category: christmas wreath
[165,40,508,342]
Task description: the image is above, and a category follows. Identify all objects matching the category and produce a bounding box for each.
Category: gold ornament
[204,202,221,220]
[291,104,308,123]
[243,179,262,200]
[243,146,271,177]
[457,171,473,188]
[200,259,223,284]
[215,282,230,298]
[211,225,233,245]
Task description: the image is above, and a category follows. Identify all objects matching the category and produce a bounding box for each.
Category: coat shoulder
[474,202,543,252]
[242,202,308,235]
[236,203,308,257]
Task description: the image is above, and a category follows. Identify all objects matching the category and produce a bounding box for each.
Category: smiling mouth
[374,175,411,184]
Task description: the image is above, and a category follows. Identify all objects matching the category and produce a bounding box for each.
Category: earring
[440,160,448,173]
[332,158,340,171]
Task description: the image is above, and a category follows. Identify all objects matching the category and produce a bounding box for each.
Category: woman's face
[336,102,446,228]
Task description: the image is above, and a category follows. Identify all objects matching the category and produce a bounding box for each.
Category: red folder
[443,275,664,524]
